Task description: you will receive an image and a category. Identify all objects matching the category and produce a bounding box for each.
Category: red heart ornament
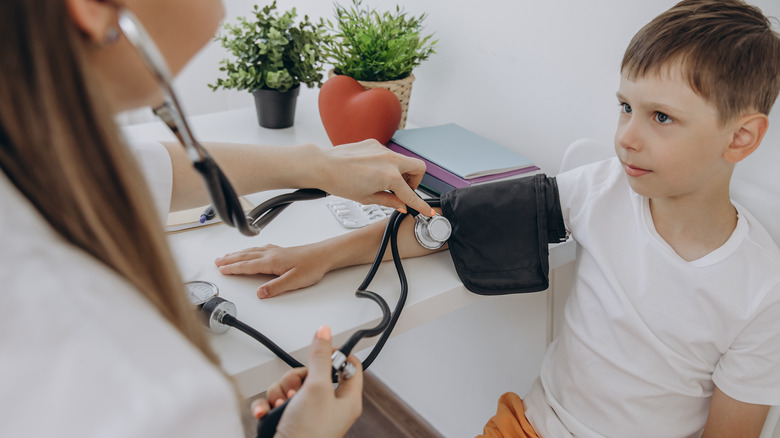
[318,75,402,146]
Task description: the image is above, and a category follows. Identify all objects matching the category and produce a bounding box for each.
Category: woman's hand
[250,326,363,438]
[214,244,331,299]
[315,140,435,217]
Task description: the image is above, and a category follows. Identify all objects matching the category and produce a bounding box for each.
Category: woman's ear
[65,0,118,44]
[724,113,769,164]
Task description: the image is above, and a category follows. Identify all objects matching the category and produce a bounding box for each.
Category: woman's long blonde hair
[0,1,219,365]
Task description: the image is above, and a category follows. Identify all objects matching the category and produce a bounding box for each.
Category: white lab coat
[0,140,245,437]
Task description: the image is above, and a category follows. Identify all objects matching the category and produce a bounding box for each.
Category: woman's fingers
[366,186,435,217]
[306,326,337,386]
[250,398,271,419]
[264,367,309,409]
[270,327,364,437]
[308,327,363,413]
[319,140,435,216]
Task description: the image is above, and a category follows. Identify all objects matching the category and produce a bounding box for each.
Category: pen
[199,206,216,224]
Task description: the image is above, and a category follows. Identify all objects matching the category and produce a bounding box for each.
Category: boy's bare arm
[214,211,445,298]
[701,386,769,438]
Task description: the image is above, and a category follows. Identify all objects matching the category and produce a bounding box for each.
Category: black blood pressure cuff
[440,174,567,295]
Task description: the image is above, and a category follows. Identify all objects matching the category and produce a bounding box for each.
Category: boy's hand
[215,244,330,299]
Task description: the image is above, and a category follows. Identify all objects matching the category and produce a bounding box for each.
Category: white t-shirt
[0,141,245,437]
[524,158,780,438]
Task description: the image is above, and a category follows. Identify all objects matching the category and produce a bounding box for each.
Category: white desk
[122,91,575,397]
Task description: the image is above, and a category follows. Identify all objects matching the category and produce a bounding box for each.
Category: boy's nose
[617,119,642,152]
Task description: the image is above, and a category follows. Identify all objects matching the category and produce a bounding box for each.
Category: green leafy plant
[325,0,437,82]
[210,1,329,93]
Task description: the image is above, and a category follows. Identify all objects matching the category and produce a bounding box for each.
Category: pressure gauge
[185,280,219,306]
[185,281,235,334]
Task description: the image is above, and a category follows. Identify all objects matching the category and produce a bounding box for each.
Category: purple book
[387,141,539,188]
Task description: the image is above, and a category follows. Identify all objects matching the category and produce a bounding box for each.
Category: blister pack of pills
[326,198,397,228]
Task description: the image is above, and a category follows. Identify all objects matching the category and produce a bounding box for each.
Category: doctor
[0,0,434,437]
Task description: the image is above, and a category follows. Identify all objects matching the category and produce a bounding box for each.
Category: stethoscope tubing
[354,200,441,369]
[116,9,445,436]
[121,2,278,238]
[221,207,416,371]
[255,209,410,438]
[338,210,406,357]
[119,1,415,373]
[247,188,328,231]
[221,314,304,369]
[255,199,440,437]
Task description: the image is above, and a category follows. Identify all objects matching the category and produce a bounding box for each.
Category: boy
[216,0,780,436]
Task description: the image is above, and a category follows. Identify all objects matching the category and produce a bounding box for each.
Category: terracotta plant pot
[327,70,415,129]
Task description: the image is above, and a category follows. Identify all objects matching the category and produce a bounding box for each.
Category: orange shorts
[477,392,539,438]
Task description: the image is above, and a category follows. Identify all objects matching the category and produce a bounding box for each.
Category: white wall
[150,0,780,180]
[143,2,780,435]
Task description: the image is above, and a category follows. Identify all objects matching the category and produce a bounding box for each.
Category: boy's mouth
[623,163,651,177]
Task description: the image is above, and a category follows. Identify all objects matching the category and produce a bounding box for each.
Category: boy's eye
[654,112,672,124]
[620,103,632,114]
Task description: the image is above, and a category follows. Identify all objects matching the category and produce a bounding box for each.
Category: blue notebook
[391,123,535,179]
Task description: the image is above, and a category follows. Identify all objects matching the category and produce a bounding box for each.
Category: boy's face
[614,64,737,202]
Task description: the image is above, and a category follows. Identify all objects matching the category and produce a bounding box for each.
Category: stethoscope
[116,8,451,436]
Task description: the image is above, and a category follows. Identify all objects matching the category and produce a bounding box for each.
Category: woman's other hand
[251,326,363,438]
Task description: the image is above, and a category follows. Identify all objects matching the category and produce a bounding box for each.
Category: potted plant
[324,0,437,129]
[210,1,329,129]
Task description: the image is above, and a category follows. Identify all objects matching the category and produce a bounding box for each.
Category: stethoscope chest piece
[414,214,451,250]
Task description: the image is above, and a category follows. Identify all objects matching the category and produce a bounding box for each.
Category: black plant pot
[252,85,300,129]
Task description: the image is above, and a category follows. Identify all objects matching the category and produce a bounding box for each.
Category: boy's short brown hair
[622,0,780,124]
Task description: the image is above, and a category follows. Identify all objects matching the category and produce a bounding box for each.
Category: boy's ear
[724,113,769,164]
[65,0,117,44]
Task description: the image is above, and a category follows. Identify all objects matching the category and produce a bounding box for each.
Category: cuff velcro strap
[440,174,566,295]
